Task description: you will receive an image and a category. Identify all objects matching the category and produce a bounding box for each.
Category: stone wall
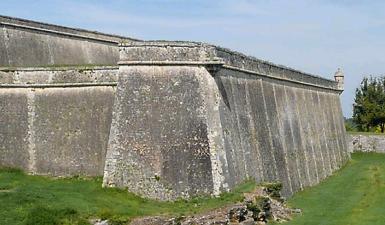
[213,68,349,197]
[103,66,216,199]
[103,41,349,200]
[0,16,349,200]
[348,134,385,153]
[0,67,117,176]
[0,15,136,67]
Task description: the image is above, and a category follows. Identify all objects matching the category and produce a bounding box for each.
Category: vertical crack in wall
[27,89,37,174]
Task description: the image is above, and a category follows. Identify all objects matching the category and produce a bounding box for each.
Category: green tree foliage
[344,117,357,132]
[353,76,385,133]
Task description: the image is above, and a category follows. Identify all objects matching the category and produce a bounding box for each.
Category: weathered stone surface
[348,134,385,153]
[0,15,136,67]
[32,86,114,176]
[0,89,29,170]
[103,41,348,200]
[0,68,117,176]
[103,66,222,200]
[0,66,117,85]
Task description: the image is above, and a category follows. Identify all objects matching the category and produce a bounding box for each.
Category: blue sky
[2,0,385,117]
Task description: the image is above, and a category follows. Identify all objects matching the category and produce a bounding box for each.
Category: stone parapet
[119,41,340,92]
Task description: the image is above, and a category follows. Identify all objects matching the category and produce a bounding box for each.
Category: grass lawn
[283,152,385,225]
[0,169,254,225]
[2,153,385,225]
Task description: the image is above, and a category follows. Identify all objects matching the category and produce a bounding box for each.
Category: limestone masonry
[0,15,349,200]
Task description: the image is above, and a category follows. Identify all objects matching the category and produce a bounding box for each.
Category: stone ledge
[0,66,118,86]
[0,82,117,88]
[0,65,118,72]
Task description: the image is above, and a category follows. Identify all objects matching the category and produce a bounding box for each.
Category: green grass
[282,153,385,225]
[347,131,385,136]
[4,153,385,225]
[0,168,254,225]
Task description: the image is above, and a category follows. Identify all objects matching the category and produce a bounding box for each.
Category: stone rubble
[126,184,301,225]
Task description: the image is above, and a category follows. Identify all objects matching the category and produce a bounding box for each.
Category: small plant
[108,215,129,225]
[174,215,185,225]
[246,201,261,219]
[263,182,282,199]
[246,196,272,221]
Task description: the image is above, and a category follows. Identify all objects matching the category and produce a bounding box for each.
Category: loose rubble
[103,183,301,225]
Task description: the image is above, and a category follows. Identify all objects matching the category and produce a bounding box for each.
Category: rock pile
[128,183,301,225]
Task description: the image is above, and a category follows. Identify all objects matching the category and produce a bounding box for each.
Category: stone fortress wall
[0,15,129,176]
[0,67,118,176]
[0,16,349,200]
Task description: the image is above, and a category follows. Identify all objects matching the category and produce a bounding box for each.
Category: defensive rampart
[0,16,349,200]
[102,42,349,199]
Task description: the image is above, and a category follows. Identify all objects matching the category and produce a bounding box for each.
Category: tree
[344,117,357,132]
[353,76,385,133]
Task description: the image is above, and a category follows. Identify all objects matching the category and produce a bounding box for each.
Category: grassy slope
[283,153,385,225]
[0,169,254,225]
